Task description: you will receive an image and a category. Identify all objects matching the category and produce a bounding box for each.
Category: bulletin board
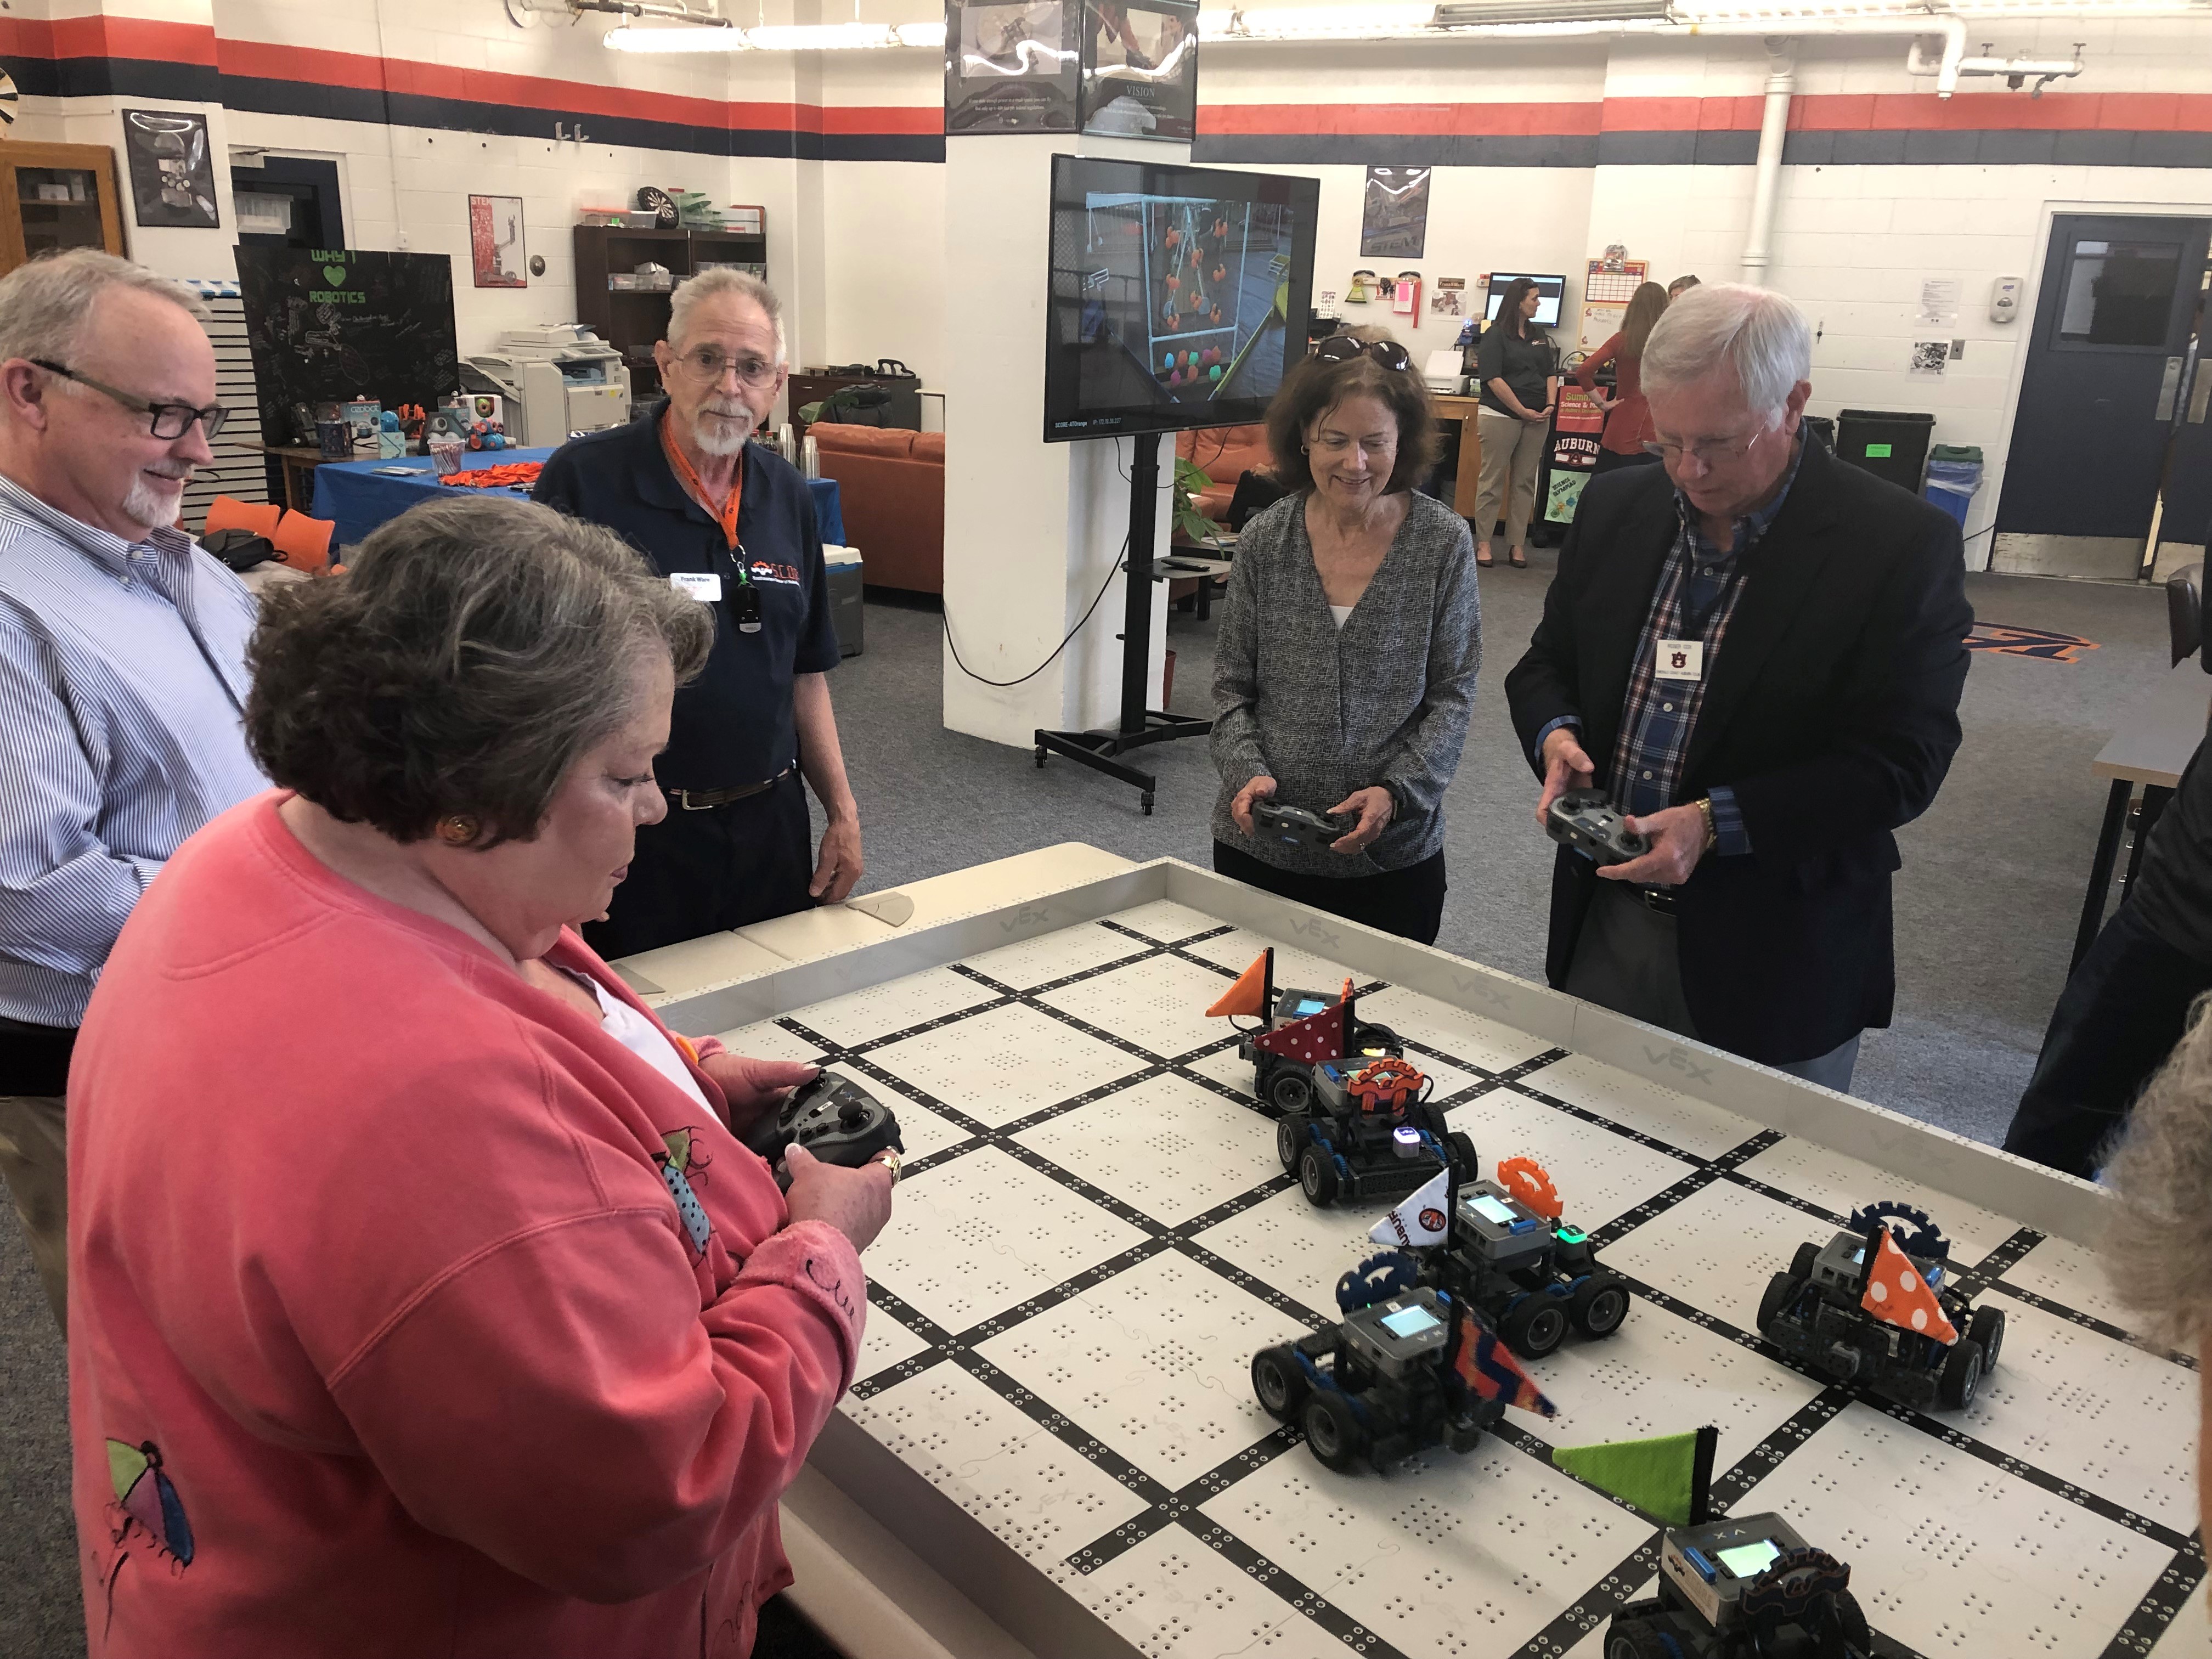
[235,247,460,447]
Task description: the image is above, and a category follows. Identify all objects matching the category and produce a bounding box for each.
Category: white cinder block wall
[23,0,2208,565]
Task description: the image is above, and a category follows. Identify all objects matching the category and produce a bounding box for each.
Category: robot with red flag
[1206,949,1476,1206]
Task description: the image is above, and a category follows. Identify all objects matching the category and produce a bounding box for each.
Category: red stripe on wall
[1207,90,2212,138]
[819,105,941,135]
[53,15,218,67]
[1199,101,1602,138]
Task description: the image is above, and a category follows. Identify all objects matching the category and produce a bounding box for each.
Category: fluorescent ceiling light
[1436,0,1667,19]
[603,22,742,49]
[603,19,945,49]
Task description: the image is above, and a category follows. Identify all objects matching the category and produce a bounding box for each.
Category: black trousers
[1213,840,1447,946]
[584,771,816,960]
[2001,900,2212,1179]
[1590,448,1661,476]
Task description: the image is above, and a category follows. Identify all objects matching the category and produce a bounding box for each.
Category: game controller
[1254,799,1351,851]
[1545,791,1647,866]
[740,1070,903,1192]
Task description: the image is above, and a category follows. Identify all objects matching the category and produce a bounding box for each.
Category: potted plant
[1173,456,1223,548]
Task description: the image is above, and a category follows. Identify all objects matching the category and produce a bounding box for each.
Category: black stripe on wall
[5,54,221,103]
[1195,132,1598,167]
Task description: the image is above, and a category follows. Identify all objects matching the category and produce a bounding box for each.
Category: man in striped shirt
[0,250,265,1327]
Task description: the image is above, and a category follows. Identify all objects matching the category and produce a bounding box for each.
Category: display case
[0,140,127,277]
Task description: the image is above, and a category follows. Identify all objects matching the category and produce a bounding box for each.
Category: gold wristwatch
[1694,797,1718,853]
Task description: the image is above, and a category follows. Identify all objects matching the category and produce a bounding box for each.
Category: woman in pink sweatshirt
[67,495,895,1657]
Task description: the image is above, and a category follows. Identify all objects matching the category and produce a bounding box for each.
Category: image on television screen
[1483,272,1567,329]
[1046,155,1317,442]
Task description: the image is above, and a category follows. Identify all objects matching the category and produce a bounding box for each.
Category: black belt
[1629,885,1677,915]
[667,766,792,810]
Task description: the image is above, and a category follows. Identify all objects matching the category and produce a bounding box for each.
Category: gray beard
[121,467,190,533]
[691,407,751,457]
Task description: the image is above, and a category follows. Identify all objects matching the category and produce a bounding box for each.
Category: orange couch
[810,422,945,594]
[1176,424,1274,521]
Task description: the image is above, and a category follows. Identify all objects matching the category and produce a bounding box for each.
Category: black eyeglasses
[31,359,229,441]
[1313,335,1414,374]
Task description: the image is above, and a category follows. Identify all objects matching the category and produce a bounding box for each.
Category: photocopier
[461,325,630,448]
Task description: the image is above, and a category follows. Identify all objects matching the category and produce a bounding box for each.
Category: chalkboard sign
[235,247,459,446]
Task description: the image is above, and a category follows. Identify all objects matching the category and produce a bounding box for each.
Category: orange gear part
[1497,1156,1561,1220]
[1346,1056,1425,1112]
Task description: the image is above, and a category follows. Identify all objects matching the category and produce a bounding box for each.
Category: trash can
[1922,443,1984,533]
[1836,409,1936,492]
[825,544,865,658]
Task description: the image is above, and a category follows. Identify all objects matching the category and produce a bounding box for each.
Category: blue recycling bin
[1923,444,1983,532]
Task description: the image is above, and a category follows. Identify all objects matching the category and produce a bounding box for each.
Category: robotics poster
[944,0,1081,134]
[1080,0,1198,144]
[122,109,218,229]
[1360,165,1430,261]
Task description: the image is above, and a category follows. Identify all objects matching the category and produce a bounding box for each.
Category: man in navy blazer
[1504,285,1971,1091]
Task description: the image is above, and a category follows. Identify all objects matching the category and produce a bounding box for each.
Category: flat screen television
[1483,273,1566,328]
[1044,153,1319,443]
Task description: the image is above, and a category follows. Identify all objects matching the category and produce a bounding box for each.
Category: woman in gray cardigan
[1210,335,1483,945]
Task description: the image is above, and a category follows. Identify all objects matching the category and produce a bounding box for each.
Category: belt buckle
[673,788,714,811]
[1637,885,1676,913]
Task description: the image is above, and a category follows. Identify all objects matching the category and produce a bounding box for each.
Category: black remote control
[741,1071,904,1192]
[1545,791,1649,866]
[1254,798,1352,851]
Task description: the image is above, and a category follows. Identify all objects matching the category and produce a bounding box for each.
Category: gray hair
[1640,283,1812,424]
[667,266,785,364]
[245,495,713,849]
[2102,995,2212,1349]
[0,249,208,369]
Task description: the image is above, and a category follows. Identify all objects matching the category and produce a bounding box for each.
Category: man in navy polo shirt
[536,269,863,957]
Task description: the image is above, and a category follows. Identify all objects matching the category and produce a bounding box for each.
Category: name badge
[1655,639,1704,681]
[671,572,722,603]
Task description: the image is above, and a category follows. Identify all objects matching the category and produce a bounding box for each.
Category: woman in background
[1575,280,1669,476]
[1471,276,1556,569]
[1211,335,1481,945]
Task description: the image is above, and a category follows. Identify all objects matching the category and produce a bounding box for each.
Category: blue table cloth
[313,447,845,552]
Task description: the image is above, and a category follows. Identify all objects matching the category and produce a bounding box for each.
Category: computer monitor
[1044,153,1320,443]
[1484,273,1566,329]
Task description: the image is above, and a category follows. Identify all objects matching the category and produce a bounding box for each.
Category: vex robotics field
[687,895,2204,1659]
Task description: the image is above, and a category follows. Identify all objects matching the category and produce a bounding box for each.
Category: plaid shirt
[1541,439,1805,857]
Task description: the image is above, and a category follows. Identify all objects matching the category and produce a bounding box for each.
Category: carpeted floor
[0,558,2176,1653]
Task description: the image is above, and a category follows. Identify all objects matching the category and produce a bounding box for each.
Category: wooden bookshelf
[572,223,770,404]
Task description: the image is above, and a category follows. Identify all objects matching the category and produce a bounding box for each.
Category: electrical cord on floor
[943,532,1131,689]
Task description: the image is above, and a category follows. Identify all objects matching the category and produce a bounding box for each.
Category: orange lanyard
[659,414,744,552]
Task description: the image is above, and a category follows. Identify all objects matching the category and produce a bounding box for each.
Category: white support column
[1740,40,1796,288]
[939,134,1176,751]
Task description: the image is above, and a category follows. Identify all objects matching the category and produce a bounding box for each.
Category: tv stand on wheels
[1033,428,1211,816]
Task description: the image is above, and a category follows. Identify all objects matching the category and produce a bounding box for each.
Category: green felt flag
[1551,1426,1716,1527]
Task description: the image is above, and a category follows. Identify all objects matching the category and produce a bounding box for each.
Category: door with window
[1996,213,2212,579]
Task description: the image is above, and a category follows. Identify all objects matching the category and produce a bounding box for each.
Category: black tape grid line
[772,951,2170,1656]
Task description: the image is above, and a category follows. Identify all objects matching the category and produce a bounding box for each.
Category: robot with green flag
[1556,1426,1872,1658]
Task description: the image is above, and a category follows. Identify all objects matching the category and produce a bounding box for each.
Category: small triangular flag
[1370,1170,1453,1248]
[1860,1226,1957,1345]
[1251,999,1345,1064]
[1448,1307,1556,1418]
[1552,1427,1717,1527]
[1206,950,1273,1019]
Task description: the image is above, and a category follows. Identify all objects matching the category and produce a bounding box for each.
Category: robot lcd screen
[1468,1194,1518,1226]
[1045,153,1319,442]
[1378,1305,1442,1340]
[1717,1540,1782,1578]
[1287,997,1329,1017]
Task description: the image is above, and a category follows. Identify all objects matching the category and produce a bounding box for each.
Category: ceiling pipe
[1741,39,1795,284]
[1906,34,2084,95]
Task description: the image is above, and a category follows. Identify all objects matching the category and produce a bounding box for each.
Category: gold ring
[881,1149,902,1186]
